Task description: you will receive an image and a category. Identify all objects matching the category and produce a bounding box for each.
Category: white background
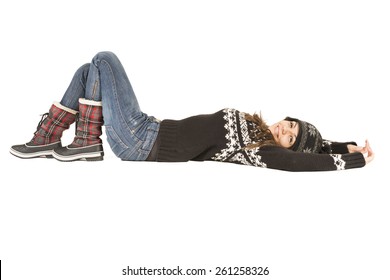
[0,1,389,279]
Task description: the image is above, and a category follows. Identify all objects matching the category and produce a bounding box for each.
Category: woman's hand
[347,143,367,154]
[348,140,374,164]
[364,140,374,164]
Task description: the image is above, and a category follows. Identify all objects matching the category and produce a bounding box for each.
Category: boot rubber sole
[52,151,104,162]
[10,147,54,159]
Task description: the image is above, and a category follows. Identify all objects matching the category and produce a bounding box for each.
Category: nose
[281,124,292,135]
[281,124,287,135]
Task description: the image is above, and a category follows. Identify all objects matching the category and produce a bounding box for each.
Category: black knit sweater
[152,108,365,171]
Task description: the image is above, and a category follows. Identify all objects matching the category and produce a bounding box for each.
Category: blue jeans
[60,51,160,160]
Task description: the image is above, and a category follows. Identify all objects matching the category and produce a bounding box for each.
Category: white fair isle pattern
[229,153,251,166]
[246,147,267,168]
[212,108,267,168]
[212,109,241,161]
[330,154,346,170]
[322,139,333,153]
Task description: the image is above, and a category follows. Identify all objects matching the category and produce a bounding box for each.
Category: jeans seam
[100,59,142,141]
[106,126,128,149]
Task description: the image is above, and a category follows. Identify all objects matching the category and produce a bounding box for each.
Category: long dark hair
[244,112,276,149]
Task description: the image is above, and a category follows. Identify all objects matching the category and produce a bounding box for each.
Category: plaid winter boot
[10,103,77,159]
[53,98,104,161]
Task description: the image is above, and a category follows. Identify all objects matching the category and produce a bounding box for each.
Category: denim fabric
[60,63,91,111]
[60,52,160,161]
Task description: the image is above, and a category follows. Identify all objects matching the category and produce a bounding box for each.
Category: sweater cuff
[339,153,366,170]
[157,120,180,162]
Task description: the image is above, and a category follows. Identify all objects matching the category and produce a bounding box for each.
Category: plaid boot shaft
[52,98,104,162]
[10,103,77,159]
[31,104,77,145]
[69,102,103,147]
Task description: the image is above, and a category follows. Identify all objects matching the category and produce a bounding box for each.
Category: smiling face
[268,120,299,148]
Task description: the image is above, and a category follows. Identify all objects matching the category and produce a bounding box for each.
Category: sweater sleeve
[256,146,365,172]
[322,140,357,154]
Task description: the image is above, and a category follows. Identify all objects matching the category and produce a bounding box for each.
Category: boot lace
[35,113,49,132]
[75,112,80,134]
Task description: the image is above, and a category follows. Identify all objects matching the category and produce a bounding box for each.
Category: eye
[289,136,294,144]
[290,121,294,128]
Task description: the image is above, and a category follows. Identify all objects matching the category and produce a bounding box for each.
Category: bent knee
[93,51,119,65]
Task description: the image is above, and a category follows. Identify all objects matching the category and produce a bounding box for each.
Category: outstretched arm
[323,139,375,163]
[256,145,367,172]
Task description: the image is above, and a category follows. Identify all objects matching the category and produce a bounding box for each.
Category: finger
[365,139,370,149]
[366,153,375,164]
[366,140,371,152]
[359,146,368,153]
[368,144,374,157]
[367,142,374,163]
[350,145,364,153]
[361,140,370,153]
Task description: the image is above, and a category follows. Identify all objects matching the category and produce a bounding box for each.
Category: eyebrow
[294,122,298,138]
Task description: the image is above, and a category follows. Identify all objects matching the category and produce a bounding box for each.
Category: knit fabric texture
[153,108,365,172]
[284,117,323,153]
